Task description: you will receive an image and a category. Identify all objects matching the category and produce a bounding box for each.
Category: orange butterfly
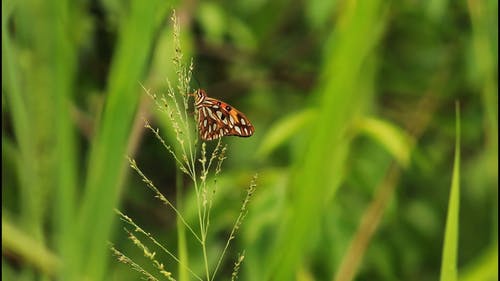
[192,89,254,141]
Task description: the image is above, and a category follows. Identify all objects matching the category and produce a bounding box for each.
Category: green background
[2,0,497,280]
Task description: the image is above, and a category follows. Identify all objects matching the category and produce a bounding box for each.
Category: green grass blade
[266,1,388,279]
[40,1,79,280]
[77,2,170,280]
[356,117,413,168]
[440,102,461,281]
[460,242,498,281]
[256,108,315,159]
[1,0,41,238]
[3,6,79,281]
[1,217,60,276]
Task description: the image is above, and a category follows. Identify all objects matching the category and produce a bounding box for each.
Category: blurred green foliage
[2,0,497,281]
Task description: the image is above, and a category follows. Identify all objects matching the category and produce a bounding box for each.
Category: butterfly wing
[197,97,254,141]
[222,103,254,137]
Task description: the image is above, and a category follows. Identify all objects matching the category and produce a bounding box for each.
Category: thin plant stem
[116,210,203,281]
[126,158,201,243]
[202,238,211,281]
[211,174,257,281]
[124,228,176,281]
[176,167,189,281]
[111,246,159,281]
[192,175,210,280]
[206,141,226,236]
[115,10,257,281]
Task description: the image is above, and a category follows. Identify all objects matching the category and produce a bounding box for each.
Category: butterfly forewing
[194,89,254,141]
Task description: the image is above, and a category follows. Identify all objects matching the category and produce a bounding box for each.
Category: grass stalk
[127,157,201,243]
[333,163,400,281]
[124,229,176,281]
[1,218,60,276]
[177,167,189,281]
[111,246,160,281]
[211,175,257,281]
[115,10,257,281]
[116,210,203,281]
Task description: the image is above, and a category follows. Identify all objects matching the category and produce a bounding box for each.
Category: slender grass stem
[201,234,211,281]
[176,167,189,281]
[111,246,159,281]
[126,159,202,243]
[114,10,257,281]
[211,175,257,281]
[116,211,203,281]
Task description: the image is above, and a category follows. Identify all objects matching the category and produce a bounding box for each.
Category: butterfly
[191,89,254,141]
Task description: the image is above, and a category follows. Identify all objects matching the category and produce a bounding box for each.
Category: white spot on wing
[229,115,235,125]
[241,118,246,125]
[203,119,207,127]
[216,111,223,119]
[207,108,216,119]
[234,126,242,134]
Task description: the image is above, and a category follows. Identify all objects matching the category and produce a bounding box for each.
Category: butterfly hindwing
[224,106,254,137]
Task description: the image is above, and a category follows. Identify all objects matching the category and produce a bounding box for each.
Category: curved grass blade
[440,102,461,281]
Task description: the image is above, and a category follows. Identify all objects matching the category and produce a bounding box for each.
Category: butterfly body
[193,89,254,141]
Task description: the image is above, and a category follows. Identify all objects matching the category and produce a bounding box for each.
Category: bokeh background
[2,0,498,281]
